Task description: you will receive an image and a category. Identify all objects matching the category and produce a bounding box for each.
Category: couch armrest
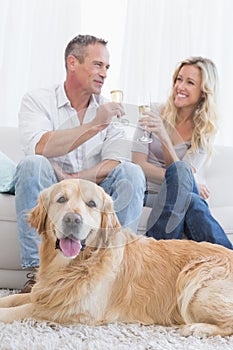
[204,145,233,208]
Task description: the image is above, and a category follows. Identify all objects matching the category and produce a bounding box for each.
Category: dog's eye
[57,196,67,203]
[86,200,96,208]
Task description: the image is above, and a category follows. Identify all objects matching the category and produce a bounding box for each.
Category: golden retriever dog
[1,178,233,337]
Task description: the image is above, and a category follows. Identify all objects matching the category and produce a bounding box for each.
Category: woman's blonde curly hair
[163,57,219,157]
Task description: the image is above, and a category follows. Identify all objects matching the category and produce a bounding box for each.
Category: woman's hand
[198,183,210,200]
[140,111,170,143]
[140,111,179,166]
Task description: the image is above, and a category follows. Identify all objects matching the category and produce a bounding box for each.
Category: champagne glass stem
[137,105,152,143]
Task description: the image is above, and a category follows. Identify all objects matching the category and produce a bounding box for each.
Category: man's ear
[29,188,50,235]
[67,54,79,71]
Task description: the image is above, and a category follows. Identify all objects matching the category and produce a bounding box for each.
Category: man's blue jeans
[146,161,233,249]
[15,155,146,268]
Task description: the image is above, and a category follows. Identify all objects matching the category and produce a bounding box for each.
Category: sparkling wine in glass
[110,90,129,127]
[137,105,153,143]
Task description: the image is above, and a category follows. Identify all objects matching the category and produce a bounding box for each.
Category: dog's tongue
[59,238,82,257]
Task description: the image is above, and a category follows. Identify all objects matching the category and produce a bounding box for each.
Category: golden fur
[1,178,233,337]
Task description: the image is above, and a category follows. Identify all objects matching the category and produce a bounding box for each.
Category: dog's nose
[63,212,83,227]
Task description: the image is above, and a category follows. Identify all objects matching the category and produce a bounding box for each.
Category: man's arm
[36,103,124,157]
[36,123,103,157]
[51,159,120,184]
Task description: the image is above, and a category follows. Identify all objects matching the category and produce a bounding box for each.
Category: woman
[132,56,232,249]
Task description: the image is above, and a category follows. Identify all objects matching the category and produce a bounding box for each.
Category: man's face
[70,43,110,95]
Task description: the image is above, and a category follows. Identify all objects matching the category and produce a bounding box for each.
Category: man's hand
[92,102,125,129]
[51,162,76,182]
[51,159,120,184]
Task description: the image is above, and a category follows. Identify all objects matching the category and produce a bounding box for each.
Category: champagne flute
[110,90,129,127]
[137,104,153,143]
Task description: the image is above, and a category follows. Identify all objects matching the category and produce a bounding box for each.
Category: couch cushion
[137,207,151,235]
[204,145,233,208]
[0,193,16,221]
[211,206,233,235]
[0,220,21,269]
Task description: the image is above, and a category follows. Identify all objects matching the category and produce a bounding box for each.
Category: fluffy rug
[0,290,233,350]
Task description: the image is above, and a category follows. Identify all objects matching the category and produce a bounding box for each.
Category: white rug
[0,290,233,350]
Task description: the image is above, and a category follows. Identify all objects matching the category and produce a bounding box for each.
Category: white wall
[0,0,232,146]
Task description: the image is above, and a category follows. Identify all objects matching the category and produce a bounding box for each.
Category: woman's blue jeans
[146,161,233,249]
[15,155,146,268]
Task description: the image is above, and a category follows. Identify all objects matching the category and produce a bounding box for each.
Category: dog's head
[29,179,121,259]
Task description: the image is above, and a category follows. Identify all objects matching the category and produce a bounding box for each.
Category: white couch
[0,126,233,289]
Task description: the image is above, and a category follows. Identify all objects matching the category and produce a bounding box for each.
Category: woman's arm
[132,151,165,185]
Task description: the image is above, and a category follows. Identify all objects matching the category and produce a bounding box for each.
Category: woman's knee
[166,162,194,189]
[167,161,191,176]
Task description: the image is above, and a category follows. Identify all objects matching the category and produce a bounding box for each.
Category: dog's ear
[100,191,121,243]
[29,188,50,235]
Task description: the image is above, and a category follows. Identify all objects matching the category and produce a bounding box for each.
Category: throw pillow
[0,151,16,194]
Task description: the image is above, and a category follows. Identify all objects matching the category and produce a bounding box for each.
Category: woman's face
[173,64,203,110]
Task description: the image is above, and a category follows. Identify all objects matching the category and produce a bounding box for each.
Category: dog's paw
[0,308,16,323]
[178,323,220,337]
[0,297,11,308]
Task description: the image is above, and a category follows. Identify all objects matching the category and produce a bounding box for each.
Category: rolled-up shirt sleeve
[101,124,132,162]
[18,91,53,155]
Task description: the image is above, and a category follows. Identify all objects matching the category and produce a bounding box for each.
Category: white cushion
[211,206,233,234]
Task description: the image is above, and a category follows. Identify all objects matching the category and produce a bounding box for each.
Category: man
[16,34,146,292]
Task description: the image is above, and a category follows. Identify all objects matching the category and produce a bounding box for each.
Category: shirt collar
[57,83,69,108]
[57,83,103,109]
